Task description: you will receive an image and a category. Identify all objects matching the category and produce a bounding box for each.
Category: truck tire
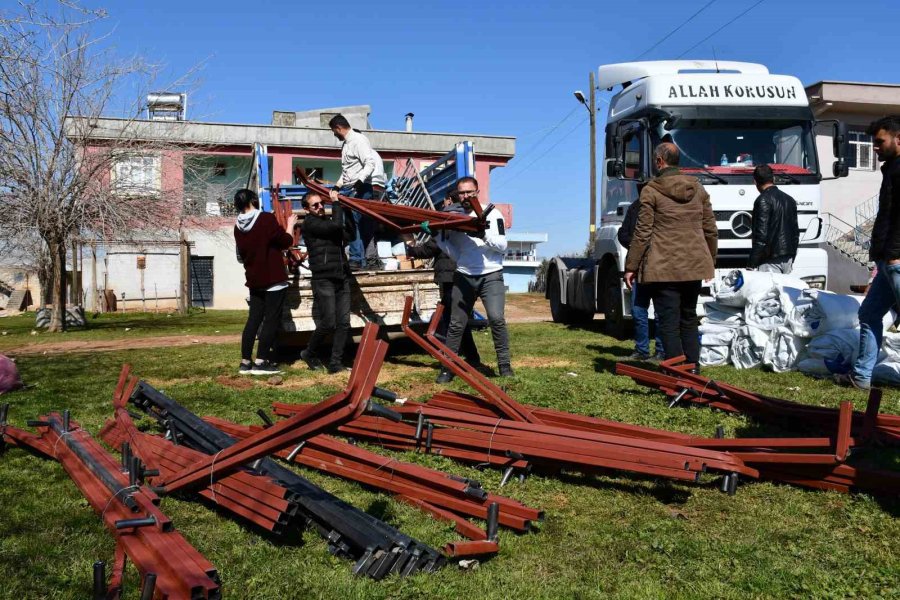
[549,269,593,325]
[600,263,627,338]
[549,269,573,324]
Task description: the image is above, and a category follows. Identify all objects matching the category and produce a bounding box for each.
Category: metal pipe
[92,561,106,600]
[486,502,499,541]
[139,573,157,600]
[114,516,156,530]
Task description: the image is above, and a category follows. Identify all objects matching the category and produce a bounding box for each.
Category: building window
[848,130,875,171]
[114,154,161,195]
[214,162,227,177]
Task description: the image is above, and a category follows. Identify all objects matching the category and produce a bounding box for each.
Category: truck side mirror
[833,160,849,178]
[607,160,625,178]
[832,121,847,160]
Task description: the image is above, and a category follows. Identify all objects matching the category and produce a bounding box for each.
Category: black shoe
[327,362,349,374]
[238,362,253,375]
[250,360,282,376]
[689,366,701,375]
[300,349,324,371]
[498,364,515,377]
[348,261,363,272]
[435,369,455,384]
[627,351,651,361]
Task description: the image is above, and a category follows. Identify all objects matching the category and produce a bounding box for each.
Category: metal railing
[822,212,871,266]
[853,193,880,231]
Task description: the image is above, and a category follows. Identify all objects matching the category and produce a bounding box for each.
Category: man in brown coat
[623,143,717,369]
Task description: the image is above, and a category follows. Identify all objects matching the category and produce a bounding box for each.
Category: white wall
[188,227,249,309]
[104,247,181,309]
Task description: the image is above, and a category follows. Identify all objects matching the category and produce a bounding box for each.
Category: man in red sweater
[233,189,297,375]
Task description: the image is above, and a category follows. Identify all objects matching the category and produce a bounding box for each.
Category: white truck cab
[547,60,848,333]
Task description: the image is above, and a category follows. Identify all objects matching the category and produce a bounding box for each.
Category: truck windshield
[652,119,818,177]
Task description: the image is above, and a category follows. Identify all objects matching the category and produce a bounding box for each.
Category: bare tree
[0,1,210,330]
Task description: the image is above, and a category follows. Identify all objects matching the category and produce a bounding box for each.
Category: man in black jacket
[300,192,357,373]
[749,164,800,273]
[405,192,482,381]
[836,116,900,390]
[617,197,663,361]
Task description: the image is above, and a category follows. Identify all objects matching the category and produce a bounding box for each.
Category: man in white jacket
[328,114,386,270]
[435,176,513,382]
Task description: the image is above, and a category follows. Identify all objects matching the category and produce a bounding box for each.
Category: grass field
[0,309,898,599]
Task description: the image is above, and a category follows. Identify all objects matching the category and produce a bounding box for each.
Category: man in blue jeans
[618,198,664,360]
[836,116,900,390]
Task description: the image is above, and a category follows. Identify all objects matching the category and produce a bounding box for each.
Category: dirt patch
[5,334,241,357]
[512,357,576,369]
[477,293,551,323]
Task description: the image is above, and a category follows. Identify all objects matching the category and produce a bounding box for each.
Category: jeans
[852,261,900,384]
[306,277,352,366]
[446,270,511,366]
[646,280,702,365]
[438,281,480,362]
[241,287,286,361]
[758,256,794,274]
[344,183,378,265]
[632,282,664,357]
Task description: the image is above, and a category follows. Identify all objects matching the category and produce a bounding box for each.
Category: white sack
[702,302,745,327]
[788,290,862,338]
[763,326,807,373]
[745,287,804,331]
[700,345,731,367]
[797,327,859,377]
[714,270,808,307]
[730,326,769,369]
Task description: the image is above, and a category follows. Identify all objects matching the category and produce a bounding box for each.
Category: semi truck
[546,60,848,333]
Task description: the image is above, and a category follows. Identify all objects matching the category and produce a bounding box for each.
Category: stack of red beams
[616,359,900,494]
[274,297,758,486]
[96,365,303,535]
[618,357,900,445]
[203,416,542,557]
[1,411,220,599]
[151,323,387,496]
[296,170,484,234]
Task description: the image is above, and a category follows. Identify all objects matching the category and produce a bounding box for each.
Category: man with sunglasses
[300,192,357,373]
[435,177,513,380]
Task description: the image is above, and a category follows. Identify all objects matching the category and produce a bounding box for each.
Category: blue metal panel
[254,143,272,212]
[416,141,476,204]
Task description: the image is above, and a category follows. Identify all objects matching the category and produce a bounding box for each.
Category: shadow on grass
[552,470,693,505]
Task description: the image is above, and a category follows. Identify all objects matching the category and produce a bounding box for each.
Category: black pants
[447,271,510,367]
[307,277,351,366]
[241,287,286,361]
[438,281,480,362]
[645,280,702,365]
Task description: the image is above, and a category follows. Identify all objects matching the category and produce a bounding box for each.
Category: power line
[635,0,718,59]
[676,0,766,58]
[494,105,580,182]
[494,115,588,192]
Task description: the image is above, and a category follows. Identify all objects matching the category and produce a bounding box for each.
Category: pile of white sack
[700,269,899,383]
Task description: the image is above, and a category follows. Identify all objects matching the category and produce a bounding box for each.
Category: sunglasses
[307,202,323,209]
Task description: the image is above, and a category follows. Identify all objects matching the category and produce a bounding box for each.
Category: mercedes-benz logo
[730,211,753,238]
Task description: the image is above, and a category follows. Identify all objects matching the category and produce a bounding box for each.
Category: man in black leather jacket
[749,164,799,273]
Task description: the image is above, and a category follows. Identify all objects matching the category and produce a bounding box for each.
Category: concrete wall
[188,228,249,309]
[104,247,181,310]
[503,266,540,293]
[823,242,872,294]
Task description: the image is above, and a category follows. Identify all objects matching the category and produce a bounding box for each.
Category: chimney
[405,112,414,132]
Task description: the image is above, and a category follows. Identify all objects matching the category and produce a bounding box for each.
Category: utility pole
[588,70,597,249]
[574,71,598,251]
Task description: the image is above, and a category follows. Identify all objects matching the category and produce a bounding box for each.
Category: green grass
[0,310,246,351]
[0,319,898,599]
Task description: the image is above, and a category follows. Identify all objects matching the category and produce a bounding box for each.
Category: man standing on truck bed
[405,190,483,381]
[329,114,386,271]
[234,188,297,376]
[836,116,900,391]
[300,191,357,374]
[623,143,717,372]
[749,164,799,274]
[435,177,513,380]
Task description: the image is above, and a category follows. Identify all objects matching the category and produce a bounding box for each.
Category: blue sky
[81,0,899,257]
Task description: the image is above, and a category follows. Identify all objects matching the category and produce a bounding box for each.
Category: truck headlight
[802,276,826,290]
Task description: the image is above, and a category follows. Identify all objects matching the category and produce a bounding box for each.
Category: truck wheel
[549,269,573,324]
[601,264,627,338]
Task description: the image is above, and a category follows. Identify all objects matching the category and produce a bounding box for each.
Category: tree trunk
[38,256,54,307]
[48,240,67,332]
